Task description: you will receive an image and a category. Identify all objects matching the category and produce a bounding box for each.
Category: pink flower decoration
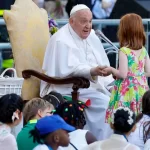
[120,86,129,95]
[132,78,138,84]
[130,100,136,111]
[118,101,123,107]
[127,71,135,77]
[138,60,143,71]
[131,51,135,56]
[141,76,147,83]
[133,86,138,91]
[121,80,130,95]
[122,79,130,88]
[105,110,110,118]
[114,85,117,91]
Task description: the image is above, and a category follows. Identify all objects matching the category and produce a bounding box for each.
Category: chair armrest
[22,69,90,100]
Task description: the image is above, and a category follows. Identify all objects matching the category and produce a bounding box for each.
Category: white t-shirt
[128,115,150,150]
[59,129,88,150]
[144,139,150,150]
[0,123,18,150]
[34,129,89,150]
[81,134,140,150]
[33,144,49,150]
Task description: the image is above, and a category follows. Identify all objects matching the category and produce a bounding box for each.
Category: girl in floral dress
[104,13,150,123]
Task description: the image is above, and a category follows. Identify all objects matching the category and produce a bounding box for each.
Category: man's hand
[102,67,113,76]
[90,66,112,77]
[90,66,107,76]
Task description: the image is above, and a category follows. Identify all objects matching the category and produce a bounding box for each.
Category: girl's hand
[102,67,112,76]
[90,66,107,76]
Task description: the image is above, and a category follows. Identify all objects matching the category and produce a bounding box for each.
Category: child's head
[136,90,150,143]
[0,93,23,126]
[111,107,136,134]
[23,98,54,123]
[30,115,75,148]
[43,91,65,108]
[54,101,86,128]
[142,90,150,115]
[118,13,146,50]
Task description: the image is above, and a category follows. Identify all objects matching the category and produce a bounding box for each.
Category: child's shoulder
[142,46,147,52]
[120,47,131,55]
[141,46,148,56]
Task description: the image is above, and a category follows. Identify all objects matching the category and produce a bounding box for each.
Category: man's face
[70,9,92,39]
[58,130,70,147]
[49,129,70,147]
[38,107,54,118]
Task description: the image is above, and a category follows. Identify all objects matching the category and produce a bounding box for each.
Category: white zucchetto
[70,4,90,17]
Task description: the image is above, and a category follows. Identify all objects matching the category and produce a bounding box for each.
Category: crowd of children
[0,90,150,150]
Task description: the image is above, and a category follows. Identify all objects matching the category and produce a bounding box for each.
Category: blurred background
[0,0,150,77]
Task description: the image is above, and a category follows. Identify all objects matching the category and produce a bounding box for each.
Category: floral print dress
[106,47,149,123]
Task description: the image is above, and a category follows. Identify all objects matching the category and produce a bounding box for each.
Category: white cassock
[40,23,114,140]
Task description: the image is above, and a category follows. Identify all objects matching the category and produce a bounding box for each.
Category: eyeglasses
[47,109,56,115]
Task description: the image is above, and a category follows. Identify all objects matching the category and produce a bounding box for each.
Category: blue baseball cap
[35,115,75,135]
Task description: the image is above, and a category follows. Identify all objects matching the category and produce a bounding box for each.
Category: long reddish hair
[118,13,146,50]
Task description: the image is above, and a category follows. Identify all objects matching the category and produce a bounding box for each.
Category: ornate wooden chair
[3,0,90,101]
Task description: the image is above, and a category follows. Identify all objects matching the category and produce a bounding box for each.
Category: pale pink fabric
[0,123,18,150]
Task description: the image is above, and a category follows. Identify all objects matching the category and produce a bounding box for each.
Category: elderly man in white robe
[40,4,114,140]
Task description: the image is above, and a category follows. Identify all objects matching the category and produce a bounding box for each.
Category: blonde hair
[23,98,54,123]
[118,13,146,50]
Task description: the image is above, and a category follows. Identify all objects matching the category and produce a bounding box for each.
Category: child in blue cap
[30,115,75,150]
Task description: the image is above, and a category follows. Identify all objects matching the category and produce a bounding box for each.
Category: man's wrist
[90,68,97,76]
[110,67,113,75]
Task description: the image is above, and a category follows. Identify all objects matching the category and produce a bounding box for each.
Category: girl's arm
[103,50,128,79]
[144,54,150,77]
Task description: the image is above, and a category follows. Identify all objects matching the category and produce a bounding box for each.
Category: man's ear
[131,124,136,132]
[13,110,23,126]
[18,111,23,120]
[69,18,73,25]
[37,109,43,118]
